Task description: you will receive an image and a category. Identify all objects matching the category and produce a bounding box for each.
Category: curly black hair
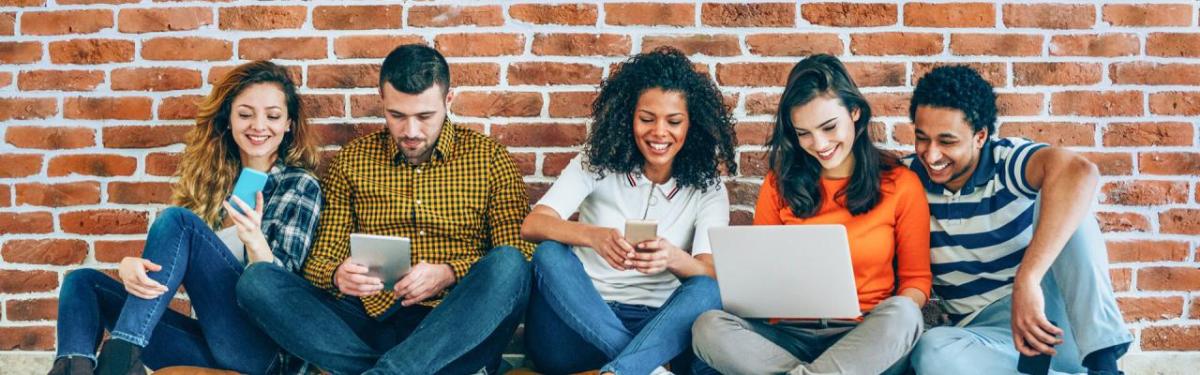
[583,46,737,190]
[910,65,997,135]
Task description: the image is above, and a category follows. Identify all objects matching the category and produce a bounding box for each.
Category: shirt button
[415,168,422,174]
[419,230,426,236]
[415,199,422,205]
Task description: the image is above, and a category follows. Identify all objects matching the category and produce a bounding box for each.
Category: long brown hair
[171,61,320,228]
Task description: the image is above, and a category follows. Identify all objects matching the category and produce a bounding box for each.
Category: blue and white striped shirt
[902,137,1047,325]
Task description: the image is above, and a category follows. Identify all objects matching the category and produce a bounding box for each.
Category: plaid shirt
[304,121,534,317]
[230,163,323,273]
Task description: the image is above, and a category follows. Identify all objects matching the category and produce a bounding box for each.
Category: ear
[444,89,455,107]
[850,107,861,123]
[973,128,988,149]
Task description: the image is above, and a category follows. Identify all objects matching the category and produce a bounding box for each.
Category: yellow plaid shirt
[304,121,534,317]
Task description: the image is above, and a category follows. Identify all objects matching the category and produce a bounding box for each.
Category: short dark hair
[910,65,997,135]
[380,44,450,94]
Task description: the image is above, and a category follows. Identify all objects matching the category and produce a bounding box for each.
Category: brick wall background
[1,0,1198,358]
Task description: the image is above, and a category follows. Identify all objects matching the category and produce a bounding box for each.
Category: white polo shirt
[537,156,730,308]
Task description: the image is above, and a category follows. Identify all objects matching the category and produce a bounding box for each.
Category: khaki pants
[692,296,923,375]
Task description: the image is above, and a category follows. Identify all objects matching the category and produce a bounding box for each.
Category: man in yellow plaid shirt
[237,44,534,375]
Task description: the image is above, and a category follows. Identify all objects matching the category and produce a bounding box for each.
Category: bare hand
[625,238,678,275]
[393,262,456,306]
[1011,281,1063,356]
[118,257,168,299]
[334,259,383,296]
[222,192,271,261]
[586,227,633,270]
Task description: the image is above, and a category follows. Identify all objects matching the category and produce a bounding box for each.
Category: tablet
[349,233,412,290]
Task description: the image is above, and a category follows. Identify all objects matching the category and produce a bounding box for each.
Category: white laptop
[349,233,412,290]
[708,225,861,319]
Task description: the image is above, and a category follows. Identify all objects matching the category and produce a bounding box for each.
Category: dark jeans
[55,207,279,374]
[236,246,531,375]
[525,241,721,374]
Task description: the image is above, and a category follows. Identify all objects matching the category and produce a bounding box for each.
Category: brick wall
[1,0,1198,355]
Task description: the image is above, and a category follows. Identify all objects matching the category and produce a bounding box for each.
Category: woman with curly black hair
[519,47,737,375]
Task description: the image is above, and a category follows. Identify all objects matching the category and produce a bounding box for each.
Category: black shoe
[94,339,147,375]
[48,356,94,375]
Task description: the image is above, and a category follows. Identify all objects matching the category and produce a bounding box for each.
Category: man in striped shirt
[904,66,1131,375]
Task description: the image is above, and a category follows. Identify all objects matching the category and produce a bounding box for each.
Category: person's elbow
[519,214,540,242]
[1064,154,1099,188]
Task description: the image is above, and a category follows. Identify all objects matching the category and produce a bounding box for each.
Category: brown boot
[47,356,94,375]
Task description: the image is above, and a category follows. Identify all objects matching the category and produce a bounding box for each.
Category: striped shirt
[902,137,1047,324]
[303,121,535,318]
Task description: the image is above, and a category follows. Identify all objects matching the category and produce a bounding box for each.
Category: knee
[680,276,722,309]
[62,268,106,292]
[910,327,977,374]
[877,296,924,329]
[691,310,736,354]
[531,240,570,268]
[235,262,289,307]
[153,206,203,231]
[472,246,531,290]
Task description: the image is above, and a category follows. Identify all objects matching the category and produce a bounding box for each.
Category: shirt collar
[913,137,997,196]
[386,118,457,166]
[626,171,682,202]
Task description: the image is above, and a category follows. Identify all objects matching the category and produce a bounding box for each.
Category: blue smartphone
[230,168,269,213]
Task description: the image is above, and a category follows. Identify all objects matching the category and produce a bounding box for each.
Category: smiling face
[229,83,290,170]
[381,83,453,165]
[913,105,988,192]
[789,95,860,179]
[632,88,690,183]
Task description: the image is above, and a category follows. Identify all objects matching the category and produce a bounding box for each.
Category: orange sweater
[755,168,932,313]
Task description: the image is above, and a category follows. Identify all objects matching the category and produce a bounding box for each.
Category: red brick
[1050,34,1140,57]
[0,327,54,351]
[0,0,42,5]
[716,63,791,87]
[2,239,88,265]
[512,153,536,176]
[1096,212,1150,232]
[118,7,211,33]
[0,72,9,88]
[111,68,202,92]
[950,34,1043,56]
[451,91,542,118]
[0,98,56,121]
[1118,297,1183,322]
[997,122,1095,147]
[239,37,327,60]
[209,65,302,86]
[61,209,149,235]
[1192,297,1200,319]
[492,124,587,147]
[0,41,41,64]
[997,93,1044,116]
[543,153,576,177]
[1103,122,1194,147]
[0,154,42,178]
[58,0,138,4]
[5,299,57,321]
[739,151,769,177]
[532,33,630,57]
[21,9,112,35]
[548,91,597,118]
[49,39,135,64]
[892,123,916,145]
[526,182,551,204]
[721,180,757,206]
[1104,178,1189,207]
[219,6,306,30]
[308,64,380,89]
[1150,92,1200,116]
[104,125,191,149]
[603,3,694,26]
[333,35,426,59]
[409,5,503,27]
[735,122,773,146]
[109,182,173,204]
[1160,209,1200,235]
[746,33,843,56]
[298,94,343,120]
[0,212,52,234]
[1081,152,1132,175]
[95,240,144,263]
[642,35,741,56]
[914,62,1006,88]
[702,3,795,27]
[440,63,496,87]
[1139,266,1200,291]
[904,2,994,28]
[508,63,603,86]
[0,184,9,207]
[1142,326,1200,351]
[146,152,181,176]
[864,93,912,117]
[0,12,14,36]
[5,126,95,150]
[47,154,137,177]
[1107,240,1190,263]
[18,70,104,91]
[1014,63,1103,86]
[745,93,781,116]
[1111,268,1131,291]
[313,123,383,147]
[435,33,525,57]
[348,95,383,118]
[731,210,754,225]
[1148,33,1200,57]
[1103,4,1192,27]
[314,5,402,30]
[510,3,597,25]
[1111,63,1200,85]
[1050,91,1142,117]
[850,33,943,56]
[802,3,897,27]
[142,37,231,61]
[1139,152,1200,176]
[158,95,202,121]
[1003,4,1095,29]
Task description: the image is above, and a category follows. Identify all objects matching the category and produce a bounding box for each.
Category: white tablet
[349,233,412,290]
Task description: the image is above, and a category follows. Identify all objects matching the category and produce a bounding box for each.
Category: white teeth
[248,135,269,142]
[929,163,950,171]
[649,142,669,151]
[818,146,836,157]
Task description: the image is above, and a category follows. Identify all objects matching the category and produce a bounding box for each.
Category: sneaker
[48,356,94,375]
[94,339,147,375]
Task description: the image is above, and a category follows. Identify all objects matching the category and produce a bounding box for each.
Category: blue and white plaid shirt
[226,162,323,274]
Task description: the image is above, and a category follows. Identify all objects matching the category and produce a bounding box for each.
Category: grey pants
[692,296,923,375]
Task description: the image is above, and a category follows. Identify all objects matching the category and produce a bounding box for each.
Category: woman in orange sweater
[691,54,932,374]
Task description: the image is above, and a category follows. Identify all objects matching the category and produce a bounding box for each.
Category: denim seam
[54,352,97,365]
[113,222,188,347]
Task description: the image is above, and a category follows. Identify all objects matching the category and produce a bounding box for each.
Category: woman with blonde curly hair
[49,60,322,375]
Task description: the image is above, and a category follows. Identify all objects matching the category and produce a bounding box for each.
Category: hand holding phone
[230,168,269,214]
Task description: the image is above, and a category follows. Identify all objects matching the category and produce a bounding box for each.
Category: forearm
[899,287,927,307]
[1016,158,1099,284]
[668,253,716,278]
[521,213,600,248]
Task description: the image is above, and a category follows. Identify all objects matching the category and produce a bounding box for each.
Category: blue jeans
[910,216,1133,374]
[236,246,531,375]
[55,207,280,374]
[525,241,721,375]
